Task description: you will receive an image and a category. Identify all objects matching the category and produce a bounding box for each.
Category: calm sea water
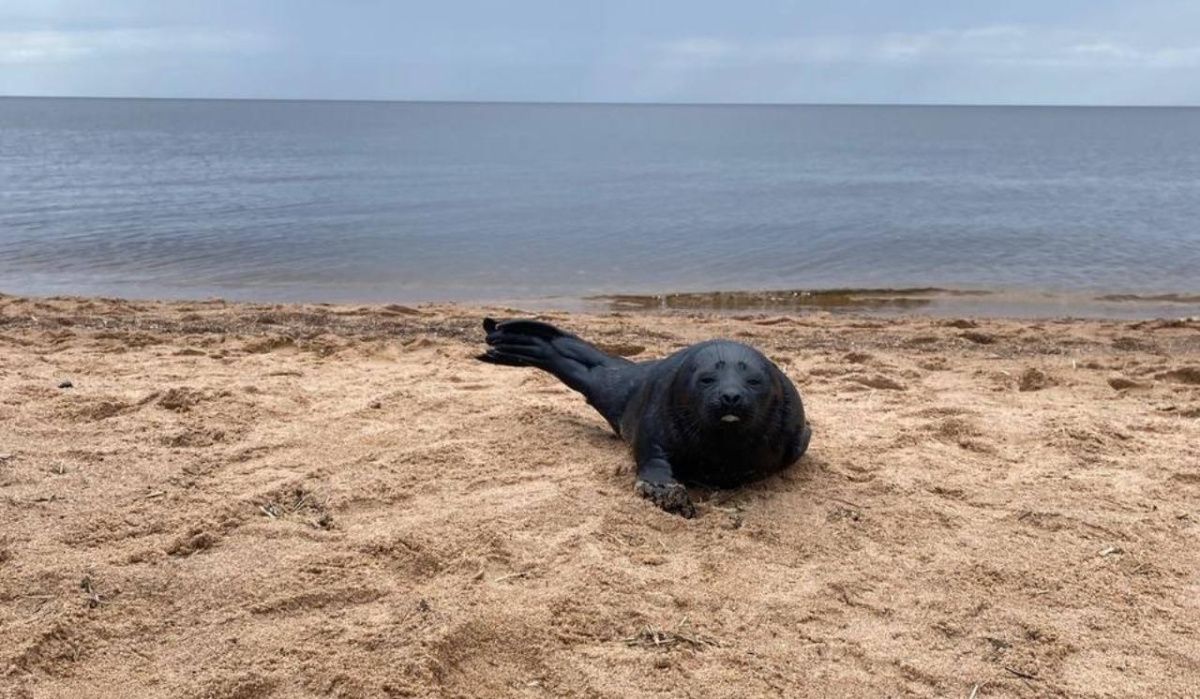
[1,97,1198,313]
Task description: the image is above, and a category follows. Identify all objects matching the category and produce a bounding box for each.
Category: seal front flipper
[634,456,696,518]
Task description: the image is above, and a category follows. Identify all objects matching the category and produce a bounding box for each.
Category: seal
[478,317,812,517]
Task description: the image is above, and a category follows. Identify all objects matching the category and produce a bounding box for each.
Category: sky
[2,1,1200,105]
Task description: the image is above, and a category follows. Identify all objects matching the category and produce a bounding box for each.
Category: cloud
[659,38,736,60]
[1057,41,1200,68]
[655,25,1200,70]
[0,27,275,64]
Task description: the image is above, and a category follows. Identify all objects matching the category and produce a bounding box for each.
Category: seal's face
[687,344,774,430]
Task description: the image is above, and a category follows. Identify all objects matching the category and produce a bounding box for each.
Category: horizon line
[1,94,1198,109]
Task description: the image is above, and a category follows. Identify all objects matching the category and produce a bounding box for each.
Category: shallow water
[2,97,1199,316]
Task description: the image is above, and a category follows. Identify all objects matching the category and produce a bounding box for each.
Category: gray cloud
[2,2,1198,104]
[0,27,276,64]
[653,25,1200,70]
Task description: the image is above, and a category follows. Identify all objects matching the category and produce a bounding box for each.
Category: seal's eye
[698,376,716,386]
[746,378,763,387]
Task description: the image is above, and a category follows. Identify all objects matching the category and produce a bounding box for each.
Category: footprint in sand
[1155,367,1200,385]
[445,373,493,391]
[1158,405,1200,418]
[929,416,981,439]
[845,374,907,391]
[907,405,979,419]
[809,365,853,377]
[62,397,134,421]
[959,331,998,345]
[904,335,940,347]
[165,527,222,556]
[380,303,424,316]
[1112,336,1158,352]
[161,426,227,448]
[156,386,208,412]
[1108,376,1152,391]
[242,336,295,354]
[402,337,438,351]
[1018,368,1056,392]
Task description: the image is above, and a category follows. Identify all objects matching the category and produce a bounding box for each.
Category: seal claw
[635,479,696,518]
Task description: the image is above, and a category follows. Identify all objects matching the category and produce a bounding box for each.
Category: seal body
[478,318,812,517]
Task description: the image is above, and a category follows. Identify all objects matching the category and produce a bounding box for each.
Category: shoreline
[1,293,1198,696]
[4,285,1200,321]
[585,287,1200,319]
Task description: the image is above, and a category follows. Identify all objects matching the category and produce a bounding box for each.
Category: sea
[2,97,1199,317]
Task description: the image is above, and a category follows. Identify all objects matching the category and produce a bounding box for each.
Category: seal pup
[478,318,812,517]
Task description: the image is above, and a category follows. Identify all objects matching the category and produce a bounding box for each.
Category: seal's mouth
[708,401,752,427]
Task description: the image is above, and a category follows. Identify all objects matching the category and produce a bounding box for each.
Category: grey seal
[478,318,811,517]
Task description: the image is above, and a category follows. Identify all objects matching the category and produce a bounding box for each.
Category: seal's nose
[720,392,743,407]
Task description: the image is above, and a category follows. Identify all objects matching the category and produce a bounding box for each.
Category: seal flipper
[478,317,641,433]
[479,317,623,388]
[481,318,617,370]
[632,438,695,518]
[782,422,813,467]
[797,422,813,460]
[634,456,696,518]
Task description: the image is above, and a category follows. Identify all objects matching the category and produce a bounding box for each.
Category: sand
[1,293,1199,698]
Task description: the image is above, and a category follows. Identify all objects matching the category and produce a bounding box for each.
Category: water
[2,97,1199,314]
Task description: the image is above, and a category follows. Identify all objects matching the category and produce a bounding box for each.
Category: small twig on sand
[493,571,530,583]
[80,576,103,608]
[826,496,868,511]
[144,490,167,499]
[968,683,981,699]
[1004,666,1039,681]
[623,618,718,651]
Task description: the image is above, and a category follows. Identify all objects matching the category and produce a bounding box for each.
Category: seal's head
[681,342,777,431]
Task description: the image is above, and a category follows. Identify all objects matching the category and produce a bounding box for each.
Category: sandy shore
[1,293,1199,697]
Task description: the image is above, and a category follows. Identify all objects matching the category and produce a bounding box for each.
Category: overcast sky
[3,0,1199,104]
